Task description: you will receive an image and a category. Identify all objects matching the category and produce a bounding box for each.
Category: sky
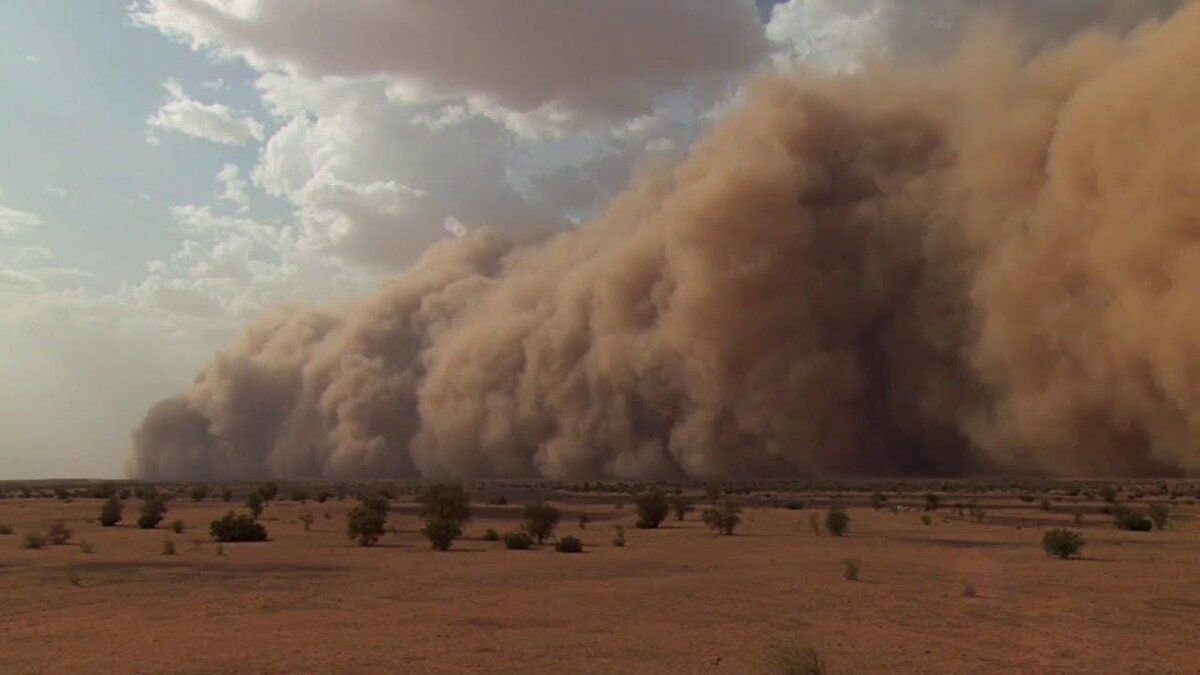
[1,0,1129,479]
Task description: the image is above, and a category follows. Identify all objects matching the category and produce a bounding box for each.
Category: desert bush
[1113,506,1152,532]
[783,501,805,510]
[825,507,850,537]
[1042,528,1086,559]
[67,566,82,587]
[54,487,70,501]
[244,491,264,519]
[161,538,176,555]
[220,486,233,502]
[924,493,940,511]
[416,483,472,525]
[317,491,332,503]
[763,643,826,675]
[0,523,12,535]
[668,495,695,521]
[1073,511,1084,526]
[137,496,168,529]
[704,483,722,504]
[635,489,670,529]
[210,511,268,542]
[291,489,308,503]
[422,519,463,551]
[483,528,500,541]
[215,543,225,556]
[1148,503,1170,530]
[170,519,185,534]
[98,496,123,527]
[920,514,932,526]
[48,521,72,545]
[79,540,95,554]
[347,496,389,546]
[808,512,821,536]
[701,501,742,536]
[21,531,46,549]
[842,558,861,581]
[1040,498,1052,511]
[555,535,583,553]
[1099,485,1118,503]
[612,525,626,547]
[503,530,533,550]
[299,513,314,531]
[871,492,887,510]
[258,482,279,503]
[578,512,590,529]
[1018,493,1035,503]
[522,501,561,544]
[190,485,209,501]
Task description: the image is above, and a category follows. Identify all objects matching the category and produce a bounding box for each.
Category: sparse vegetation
[1149,503,1170,530]
[21,531,46,549]
[161,538,176,555]
[47,521,72,545]
[220,486,233,502]
[920,514,932,526]
[578,512,590,529]
[0,523,12,535]
[190,484,209,501]
[98,495,123,526]
[503,530,533,550]
[522,501,561,544]
[871,492,887,510]
[634,489,670,528]
[215,543,225,556]
[924,493,940,511]
[170,519,185,534]
[611,525,626,547]
[555,535,583,553]
[1113,506,1152,532]
[842,558,861,581]
[258,482,279,503]
[483,528,500,541]
[67,566,82,587]
[825,507,850,536]
[421,519,463,551]
[701,501,742,535]
[79,540,95,554]
[763,643,826,675]
[416,483,472,525]
[1042,528,1086,559]
[137,495,169,529]
[299,512,314,531]
[211,511,269,542]
[245,491,265,519]
[668,495,695,521]
[291,489,308,503]
[347,495,389,546]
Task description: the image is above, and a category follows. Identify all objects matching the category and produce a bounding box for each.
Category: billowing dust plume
[130,3,1200,480]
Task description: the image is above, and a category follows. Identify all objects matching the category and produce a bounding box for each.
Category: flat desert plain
[1,487,1198,674]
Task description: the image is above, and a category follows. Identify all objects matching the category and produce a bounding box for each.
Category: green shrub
[825,507,850,536]
[257,482,278,503]
[1113,506,1152,532]
[503,530,533,550]
[138,496,168,529]
[763,643,826,675]
[421,519,462,551]
[244,491,264,519]
[920,514,932,526]
[210,511,269,542]
[220,486,233,502]
[0,523,12,535]
[482,528,500,542]
[346,496,388,546]
[634,489,670,529]
[21,531,46,549]
[416,483,472,525]
[611,525,626,547]
[668,495,695,521]
[522,501,561,544]
[842,558,861,581]
[1148,503,1170,530]
[47,522,72,545]
[169,519,185,534]
[1042,528,1085,559]
[98,496,123,527]
[701,501,742,535]
[555,535,583,553]
[190,485,209,501]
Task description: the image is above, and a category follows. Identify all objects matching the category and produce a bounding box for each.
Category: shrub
[170,519,185,534]
[1073,511,1085,526]
[522,501,561,544]
[503,530,533,550]
[79,540,95,554]
[920,514,932,526]
[1099,485,1118,503]
[924,493,939,511]
[98,496,123,526]
[215,543,225,557]
[244,491,264,519]
[1042,528,1085,559]
[48,521,72,545]
[316,491,332,503]
[483,528,500,542]
[871,492,887,510]
[0,523,12,535]
[291,489,308,503]
[555,535,583,553]
[1040,498,1052,511]
[612,525,626,547]
[842,558,861,581]
[299,513,314,531]
[190,485,209,501]
[161,538,176,555]
[783,501,805,510]
[825,507,850,536]
[1018,493,1035,503]
[347,496,388,546]
[701,501,742,535]
[704,483,722,504]
[1148,503,1170,530]
[1113,506,1152,532]
[763,643,826,675]
[138,496,168,529]
[416,483,472,525]
[67,566,83,587]
[668,495,695,521]
[635,489,670,529]
[210,511,269,542]
[258,482,279,503]
[963,583,977,598]
[421,519,463,551]
[21,531,46,549]
[220,486,233,502]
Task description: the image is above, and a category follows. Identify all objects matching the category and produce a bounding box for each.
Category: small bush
[668,495,695,521]
[1148,503,1170,530]
[808,512,821,536]
[220,486,233,502]
[291,489,308,504]
[522,501,561,544]
[482,528,500,541]
[244,491,265,519]
[555,535,583,553]
[138,496,168,529]
[763,643,826,675]
[1113,506,1152,532]
[98,496,123,527]
[211,511,269,542]
[421,519,463,551]
[79,540,95,554]
[1099,485,1118,503]
[611,525,626,547]
[161,538,177,555]
[169,519,185,534]
[962,583,977,598]
[1042,528,1086,559]
[47,522,72,545]
[190,485,209,501]
[503,530,533,550]
[1073,511,1085,526]
[0,523,12,535]
[215,543,225,557]
[634,489,670,529]
[67,567,83,587]
[924,493,940,511]
[842,558,861,581]
[578,512,590,529]
[416,483,472,525]
[920,514,932,526]
[347,496,389,546]
[1018,494,1035,503]
[701,501,742,535]
[299,513,314,531]
[783,501,805,510]
[257,482,279,503]
[1040,498,1052,511]
[825,507,850,536]
[871,492,887,510]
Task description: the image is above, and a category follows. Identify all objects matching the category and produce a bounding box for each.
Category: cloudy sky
[0,1,1035,478]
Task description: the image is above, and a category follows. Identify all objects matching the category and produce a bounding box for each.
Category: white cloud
[0,204,42,237]
[146,79,265,146]
[766,0,885,73]
[215,163,249,209]
[43,185,67,198]
[201,77,225,89]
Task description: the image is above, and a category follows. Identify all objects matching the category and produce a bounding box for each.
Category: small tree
[1042,528,1085,559]
[316,491,332,503]
[522,502,561,544]
[668,495,695,521]
[422,519,463,551]
[98,496,123,527]
[220,486,233,502]
[169,519,185,534]
[291,489,308,504]
[825,507,850,536]
[924,493,940,511]
[347,496,388,546]
[137,496,168,529]
[701,501,742,535]
[871,492,887,510]
[258,482,279,503]
[1113,506,1152,532]
[1099,484,1118,504]
[635,489,670,529]
[555,535,583,553]
[210,512,268,542]
[47,522,72,545]
[244,491,264,519]
[1148,503,1170,530]
[190,485,209,501]
[704,483,722,504]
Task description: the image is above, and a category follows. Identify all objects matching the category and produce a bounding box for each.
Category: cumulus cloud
[215,163,249,209]
[0,203,42,237]
[132,0,770,132]
[146,79,264,146]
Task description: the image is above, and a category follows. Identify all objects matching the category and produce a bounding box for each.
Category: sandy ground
[0,489,1198,674]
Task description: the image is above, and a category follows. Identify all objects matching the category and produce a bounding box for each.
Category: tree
[258,482,279,503]
[210,512,268,542]
[704,483,722,504]
[415,483,472,525]
[924,493,940,511]
[291,489,308,504]
[701,501,742,535]
[1042,528,1085,559]
[316,491,332,503]
[421,519,462,551]
[825,506,851,536]
[220,486,233,502]
[871,492,887,510]
[668,495,695,521]
[244,491,264,519]
[635,489,670,529]
[137,496,168,529]
[190,484,209,501]
[98,496,123,527]
[347,496,388,546]
[1148,503,1170,530]
[522,501,561,544]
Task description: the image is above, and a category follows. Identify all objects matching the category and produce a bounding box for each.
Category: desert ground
[0,481,1198,674]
